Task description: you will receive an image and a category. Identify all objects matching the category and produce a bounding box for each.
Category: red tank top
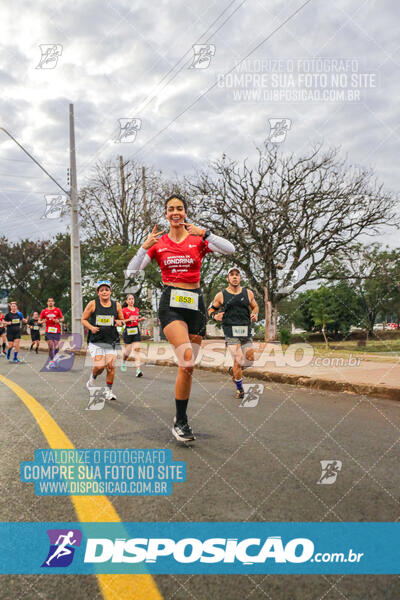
[123,306,139,326]
[147,234,212,284]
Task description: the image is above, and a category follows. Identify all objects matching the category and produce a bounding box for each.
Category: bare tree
[79,157,165,247]
[188,144,399,340]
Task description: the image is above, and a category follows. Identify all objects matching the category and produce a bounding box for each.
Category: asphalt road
[0,349,400,599]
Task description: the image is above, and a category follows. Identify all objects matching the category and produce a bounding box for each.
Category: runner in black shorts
[126,194,235,442]
[0,311,6,356]
[4,301,26,363]
[208,267,259,399]
[121,294,146,376]
[28,312,41,353]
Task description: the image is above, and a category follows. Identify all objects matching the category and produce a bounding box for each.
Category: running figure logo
[86,387,107,410]
[41,334,82,373]
[317,460,342,485]
[117,118,142,143]
[268,118,292,144]
[189,44,216,69]
[276,267,299,294]
[239,384,264,408]
[36,44,63,69]
[123,269,145,294]
[42,529,81,567]
[41,195,67,220]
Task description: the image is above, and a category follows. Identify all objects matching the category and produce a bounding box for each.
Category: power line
[79,1,245,173]
[131,0,314,159]
[0,171,64,179]
[136,0,246,116]
[0,190,46,194]
[0,156,67,167]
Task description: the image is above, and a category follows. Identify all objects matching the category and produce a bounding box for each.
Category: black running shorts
[45,332,61,342]
[158,285,206,337]
[6,328,21,342]
[123,328,142,344]
[30,331,41,341]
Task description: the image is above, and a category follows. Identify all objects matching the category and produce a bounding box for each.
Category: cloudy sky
[0,0,398,245]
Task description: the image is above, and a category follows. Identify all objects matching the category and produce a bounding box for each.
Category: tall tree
[188,144,399,340]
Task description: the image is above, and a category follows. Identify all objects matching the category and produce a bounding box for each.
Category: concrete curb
[19,341,400,402]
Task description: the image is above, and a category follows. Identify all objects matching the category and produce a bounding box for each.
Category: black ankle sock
[2,343,5,351]
[175,399,188,423]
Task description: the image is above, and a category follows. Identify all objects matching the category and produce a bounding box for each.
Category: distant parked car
[387,323,399,329]
[373,323,384,330]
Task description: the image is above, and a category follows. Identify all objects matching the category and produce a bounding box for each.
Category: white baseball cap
[227,267,241,275]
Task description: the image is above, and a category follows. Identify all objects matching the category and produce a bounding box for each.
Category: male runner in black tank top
[81,280,124,401]
[208,267,259,399]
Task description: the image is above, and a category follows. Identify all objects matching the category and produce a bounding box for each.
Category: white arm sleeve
[206,233,235,255]
[125,247,151,277]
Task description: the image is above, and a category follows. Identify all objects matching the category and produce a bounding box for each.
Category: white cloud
[0,0,398,244]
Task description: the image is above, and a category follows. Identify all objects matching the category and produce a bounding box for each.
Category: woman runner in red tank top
[121,294,146,376]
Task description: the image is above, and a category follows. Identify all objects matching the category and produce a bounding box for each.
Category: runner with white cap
[208,267,259,399]
[81,280,124,401]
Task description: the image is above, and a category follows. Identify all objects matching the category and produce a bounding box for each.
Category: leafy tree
[309,286,337,347]
[319,244,400,336]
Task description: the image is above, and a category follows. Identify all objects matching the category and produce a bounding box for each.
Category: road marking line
[0,374,163,600]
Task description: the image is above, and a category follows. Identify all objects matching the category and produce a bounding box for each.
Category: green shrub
[279,328,292,345]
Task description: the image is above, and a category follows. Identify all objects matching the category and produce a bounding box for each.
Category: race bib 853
[170,290,199,311]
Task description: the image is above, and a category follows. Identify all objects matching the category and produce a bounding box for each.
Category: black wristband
[203,230,212,239]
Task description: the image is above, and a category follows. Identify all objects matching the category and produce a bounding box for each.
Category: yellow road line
[0,374,163,600]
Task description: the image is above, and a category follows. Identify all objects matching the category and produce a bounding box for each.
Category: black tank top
[222,287,251,337]
[87,298,119,345]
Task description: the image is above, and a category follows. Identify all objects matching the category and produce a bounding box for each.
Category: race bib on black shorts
[170,289,199,311]
[231,325,250,337]
[127,327,138,335]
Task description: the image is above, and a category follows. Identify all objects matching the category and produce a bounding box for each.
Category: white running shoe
[86,378,95,390]
[106,388,117,401]
[172,417,196,442]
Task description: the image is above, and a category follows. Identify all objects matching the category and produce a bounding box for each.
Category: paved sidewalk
[16,339,400,401]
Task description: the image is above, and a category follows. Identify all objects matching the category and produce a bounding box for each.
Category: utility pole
[119,155,129,246]
[69,104,83,338]
[142,166,154,338]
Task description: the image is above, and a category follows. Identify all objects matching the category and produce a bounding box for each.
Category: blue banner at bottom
[1,522,399,574]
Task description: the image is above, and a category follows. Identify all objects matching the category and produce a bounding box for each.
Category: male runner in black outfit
[208,267,259,398]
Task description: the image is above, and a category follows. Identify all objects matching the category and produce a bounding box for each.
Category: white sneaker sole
[171,426,196,442]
